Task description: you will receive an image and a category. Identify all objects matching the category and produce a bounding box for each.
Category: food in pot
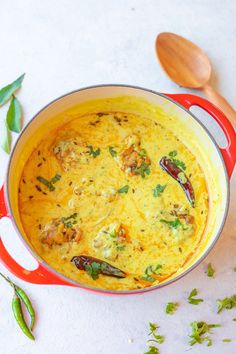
[18,111,208,290]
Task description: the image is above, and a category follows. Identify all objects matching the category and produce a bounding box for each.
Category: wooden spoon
[155,32,236,126]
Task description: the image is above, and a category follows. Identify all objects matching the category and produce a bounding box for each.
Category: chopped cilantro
[141,264,162,282]
[87,145,101,158]
[153,184,166,197]
[165,302,178,315]
[61,213,78,228]
[188,288,204,305]
[118,185,129,194]
[172,158,186,170]
[222,339,231,342]
[189,321,220,346]
[116,244,126,251]
[36,173,61,191]
[233,318,236,321]
[139,148,147,157]
[160,218,185,230]
[135,162,151,178]
[144,346,159,354]
[148,323,164,345]
[169,150,177,157]
[207,263,215,277]
[217,294,236,313]
[85,261,107,280]
[109,146,117,157]
[233,267,236,272]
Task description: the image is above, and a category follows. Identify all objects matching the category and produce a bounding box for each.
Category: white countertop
[0,1,236,353]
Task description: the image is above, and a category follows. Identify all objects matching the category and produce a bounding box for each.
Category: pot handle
[0,185,71,285]
[165,94,236,177]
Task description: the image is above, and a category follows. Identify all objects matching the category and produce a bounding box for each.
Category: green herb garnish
[207,263,215,277]
[165,302,178,315]
[1,119,11,154]
[61,213,78,228]
[139,148,147,157]
[233,267,236,272]
[222,339,231,342]
[6,95,22,133]
[85,261,106,280]
[36,174,61,192]
[172,158,186,170]
[153,184,166,197]
[188,288,204,305]
[148,323,164,345]
[118,185,129,194]
[144,346,159,354]
[109,146,117,157]
[189,321,220,346]
[87,145,100,158]
[233,318,236,321]
[169,150,177,158]
[160,218,185,230]
[217,294,236,313]
[135,162,151,178]
[0,74,25,107]
[141,264,162,282]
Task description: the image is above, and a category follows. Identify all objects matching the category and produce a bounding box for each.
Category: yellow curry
[18,110,208,290]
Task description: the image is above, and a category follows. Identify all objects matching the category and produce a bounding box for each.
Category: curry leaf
[7,95,22,133]
[109,146,117,157]
[0,74,25,107]
[1,119,11,154]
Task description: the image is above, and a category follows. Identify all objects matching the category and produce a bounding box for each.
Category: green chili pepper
[12,292,35,340]
[15,286,35,330]
[0,272,36,337]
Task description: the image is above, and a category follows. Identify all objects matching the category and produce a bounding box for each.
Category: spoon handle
[203,83,236,127]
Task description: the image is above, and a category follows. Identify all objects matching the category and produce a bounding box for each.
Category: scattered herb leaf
[188,288,204,305]
[207,263,215,278]
[51,174,61,184]
[233,267,236,272]
[169,150,177,157]
[144,346,159,354]
[165,302,178,315]
[172,158,186,171]
[153,184,166,197]
[160,218,185,230]
[87,145,100,158]
[0,74,25,107]
[6,95,22,133]
[36,174,61,191]
[61,213,77,228]
[139,148,147,157]
[148,323,164,345]
[222,339,231,342]
[217,294,236,313]
[189,321,220,346]
[118,185,129,194]
[135,162,151,178]
[233,318,236,321]
[85,261,107,280]
[141,264,162,282]
[109,146,117,157]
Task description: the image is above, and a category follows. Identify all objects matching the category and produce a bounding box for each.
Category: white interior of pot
[6,85,229,287]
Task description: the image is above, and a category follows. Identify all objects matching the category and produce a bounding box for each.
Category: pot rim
[5,83,230,294]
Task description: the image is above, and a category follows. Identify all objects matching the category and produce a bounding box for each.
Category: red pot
[0,85,235,294]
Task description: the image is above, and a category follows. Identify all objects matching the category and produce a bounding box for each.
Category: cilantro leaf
[188,288,204,305]
[206,263,215,277]
[141,264,162,282]
[6,95,22,133]
[189,321,220,346]
[148,322,164,344]
[85,262,101,280]
[0,74,25,107]
[172,158,186,170]
[109,146,117,157]
[168,150,177,157]
[222,339,231,342]
[165,302,178,315]
[87,145,101,158]
[135,162,151,178]
[153,184,166,197]
[144,346,159,354]
[217,294,236,313]
[160,218,185,230]
[118,185,129,194]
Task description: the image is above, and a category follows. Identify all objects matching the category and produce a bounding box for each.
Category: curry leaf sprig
[0,74,25,154]
[0,272,35,340]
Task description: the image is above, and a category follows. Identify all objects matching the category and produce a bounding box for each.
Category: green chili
[15,286,35,330]
[12,292,35,340]
[0,272,36,336]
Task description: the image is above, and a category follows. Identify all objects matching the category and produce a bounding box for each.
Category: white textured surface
[0,1,236,353]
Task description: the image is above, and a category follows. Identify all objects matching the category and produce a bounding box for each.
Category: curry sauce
[18,111,208,290]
